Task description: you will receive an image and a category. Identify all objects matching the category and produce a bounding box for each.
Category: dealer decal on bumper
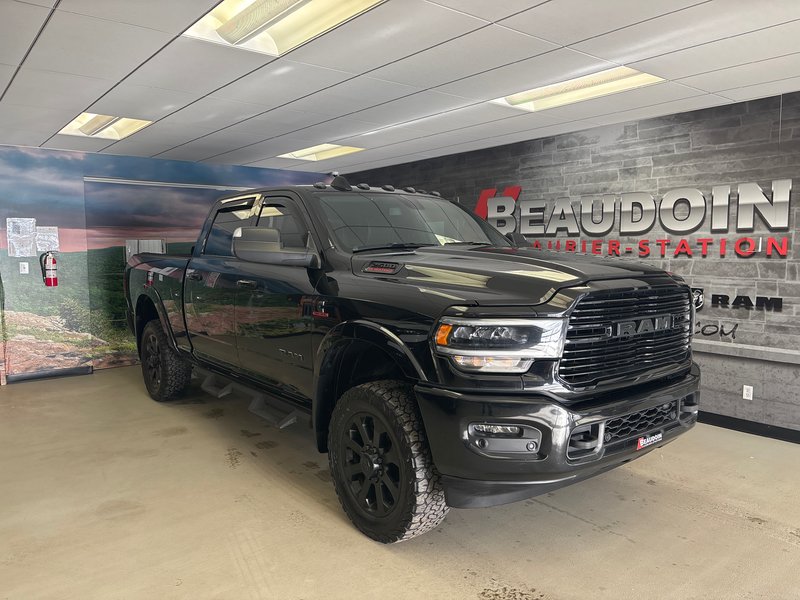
[637,432,663,450]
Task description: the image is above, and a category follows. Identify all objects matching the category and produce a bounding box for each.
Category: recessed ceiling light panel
[491,67,665,112]
[277,143,364,161]
[184,0,384,56]
[59,113,153,140]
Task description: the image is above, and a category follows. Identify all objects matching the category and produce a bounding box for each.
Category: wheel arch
[134,290,179,355]
[313,321,427,452]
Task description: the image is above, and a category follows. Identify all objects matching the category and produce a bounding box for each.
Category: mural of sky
[0,144,325,381]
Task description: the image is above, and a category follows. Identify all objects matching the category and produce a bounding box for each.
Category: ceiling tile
[158,96,268,130]
[3,68,114,111]
[201,136,325,166]
[56,0,220,34]
[101,121,217,157]
[88,83,195,120]
[435,47,615,101]
[42,134,114,152]
[0,130,50,146]
[425,0,543,21]
[239,157,309,169]
[211,59,353,108]
[676,53,800,93]
[0,63,15,91]
[24,11,171,80]
[500,0,703,45]
[582,94,732,126]
[219,107,332,140]
[125,37,277,95]
[526,81,705,121]
[369,24,558,89]
[287,0,486,72]
[0,102,77,137]
[0,0,50,66]
[154,127,270,161]
[631,20,800,81]
[292,117,384,142]
[19,0,56,6]
[284,76,420,117]
[718,76,800,102]
[574,1,800,64]
[350,91,474,125]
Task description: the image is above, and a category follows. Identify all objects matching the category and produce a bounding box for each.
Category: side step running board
[196,368,310,430]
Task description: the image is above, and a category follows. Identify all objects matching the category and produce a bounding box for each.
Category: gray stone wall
[349,92,800,430]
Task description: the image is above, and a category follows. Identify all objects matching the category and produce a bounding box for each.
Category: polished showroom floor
[1,367,799,600]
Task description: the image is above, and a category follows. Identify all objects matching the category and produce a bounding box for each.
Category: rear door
[235,195,319,404]
[184,195,257,368]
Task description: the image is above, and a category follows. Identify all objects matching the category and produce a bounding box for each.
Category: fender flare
[134,288,180,354]
[312,320,428,451]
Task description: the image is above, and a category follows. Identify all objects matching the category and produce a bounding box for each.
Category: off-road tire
[328,380,449,543]
[140,319,192,402]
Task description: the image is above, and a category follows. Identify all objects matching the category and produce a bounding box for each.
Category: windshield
[313,192,510,252]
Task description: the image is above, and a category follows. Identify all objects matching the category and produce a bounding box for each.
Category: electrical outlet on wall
[743,385,753,400]
[19,262,29,275]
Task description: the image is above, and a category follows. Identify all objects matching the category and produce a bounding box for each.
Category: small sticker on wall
[6,218,37,257]
[35,226,60,252]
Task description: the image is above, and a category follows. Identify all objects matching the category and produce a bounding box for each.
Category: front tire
[328,380,449,543]
[140,320,192,402]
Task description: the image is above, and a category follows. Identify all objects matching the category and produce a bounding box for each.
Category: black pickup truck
[125,175,699,543]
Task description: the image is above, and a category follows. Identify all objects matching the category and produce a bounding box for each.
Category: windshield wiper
[352,242,435,253]
[443,241,493,246]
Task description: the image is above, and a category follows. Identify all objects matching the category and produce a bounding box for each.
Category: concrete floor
[1,367,799,600]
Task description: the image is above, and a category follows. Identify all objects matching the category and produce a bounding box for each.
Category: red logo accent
[474,186,522,219]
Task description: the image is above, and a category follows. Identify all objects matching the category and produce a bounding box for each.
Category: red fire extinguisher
[40,251,58,287]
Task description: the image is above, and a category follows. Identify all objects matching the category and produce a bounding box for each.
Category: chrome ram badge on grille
[614,314,675,338]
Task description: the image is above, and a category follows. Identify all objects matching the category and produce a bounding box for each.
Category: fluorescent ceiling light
[491,67,664,112]
[277,143,364,161]
[184,0,384,56]
[60,113,152,140]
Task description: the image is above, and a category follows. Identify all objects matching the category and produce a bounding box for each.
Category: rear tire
[140,320,192,402]
[328,380,449,543]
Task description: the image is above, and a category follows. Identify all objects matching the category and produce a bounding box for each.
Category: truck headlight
[434,318,566,373]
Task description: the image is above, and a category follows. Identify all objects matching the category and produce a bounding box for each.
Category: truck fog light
[451,355,533,373]
[472,424,522,437]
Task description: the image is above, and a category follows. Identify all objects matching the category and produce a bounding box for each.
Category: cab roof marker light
[490,66,664,113]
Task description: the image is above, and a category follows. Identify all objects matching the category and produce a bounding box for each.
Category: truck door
[184,196,257,368]
[234,196,318,404]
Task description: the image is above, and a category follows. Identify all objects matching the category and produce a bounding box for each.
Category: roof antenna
[329,172,352,191]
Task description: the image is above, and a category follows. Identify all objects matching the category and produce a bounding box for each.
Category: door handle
[187,271,202,281]
[237,279,257,288]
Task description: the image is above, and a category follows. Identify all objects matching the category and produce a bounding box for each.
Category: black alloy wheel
[339,411,403,519]
[328,380,449,543]
[139,320,192,402]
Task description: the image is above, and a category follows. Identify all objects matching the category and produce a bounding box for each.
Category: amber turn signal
[435,323,453,346]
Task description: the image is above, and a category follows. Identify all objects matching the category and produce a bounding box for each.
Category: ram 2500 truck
[125,176,700,543]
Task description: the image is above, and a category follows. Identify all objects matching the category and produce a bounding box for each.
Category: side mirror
[233,227,321,268]
[505,231,529,247]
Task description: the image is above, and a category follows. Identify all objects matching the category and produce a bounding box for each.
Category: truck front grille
[604,401,678,445]
[558,285,692,387]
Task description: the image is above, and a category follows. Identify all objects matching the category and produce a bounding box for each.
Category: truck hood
[351,245,670,306]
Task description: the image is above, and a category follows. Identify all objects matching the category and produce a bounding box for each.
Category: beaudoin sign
[475,180,792,258]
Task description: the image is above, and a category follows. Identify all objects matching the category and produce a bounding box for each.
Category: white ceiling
[1,0,800,174]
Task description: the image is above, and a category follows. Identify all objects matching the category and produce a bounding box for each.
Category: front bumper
[414,363,700,508]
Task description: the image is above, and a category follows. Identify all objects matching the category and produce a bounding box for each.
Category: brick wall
[349,92,800,430]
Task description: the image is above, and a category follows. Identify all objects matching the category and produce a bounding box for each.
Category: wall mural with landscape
[0,145,323,383]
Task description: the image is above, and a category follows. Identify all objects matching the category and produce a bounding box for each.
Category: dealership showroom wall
[1,1,800,599]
